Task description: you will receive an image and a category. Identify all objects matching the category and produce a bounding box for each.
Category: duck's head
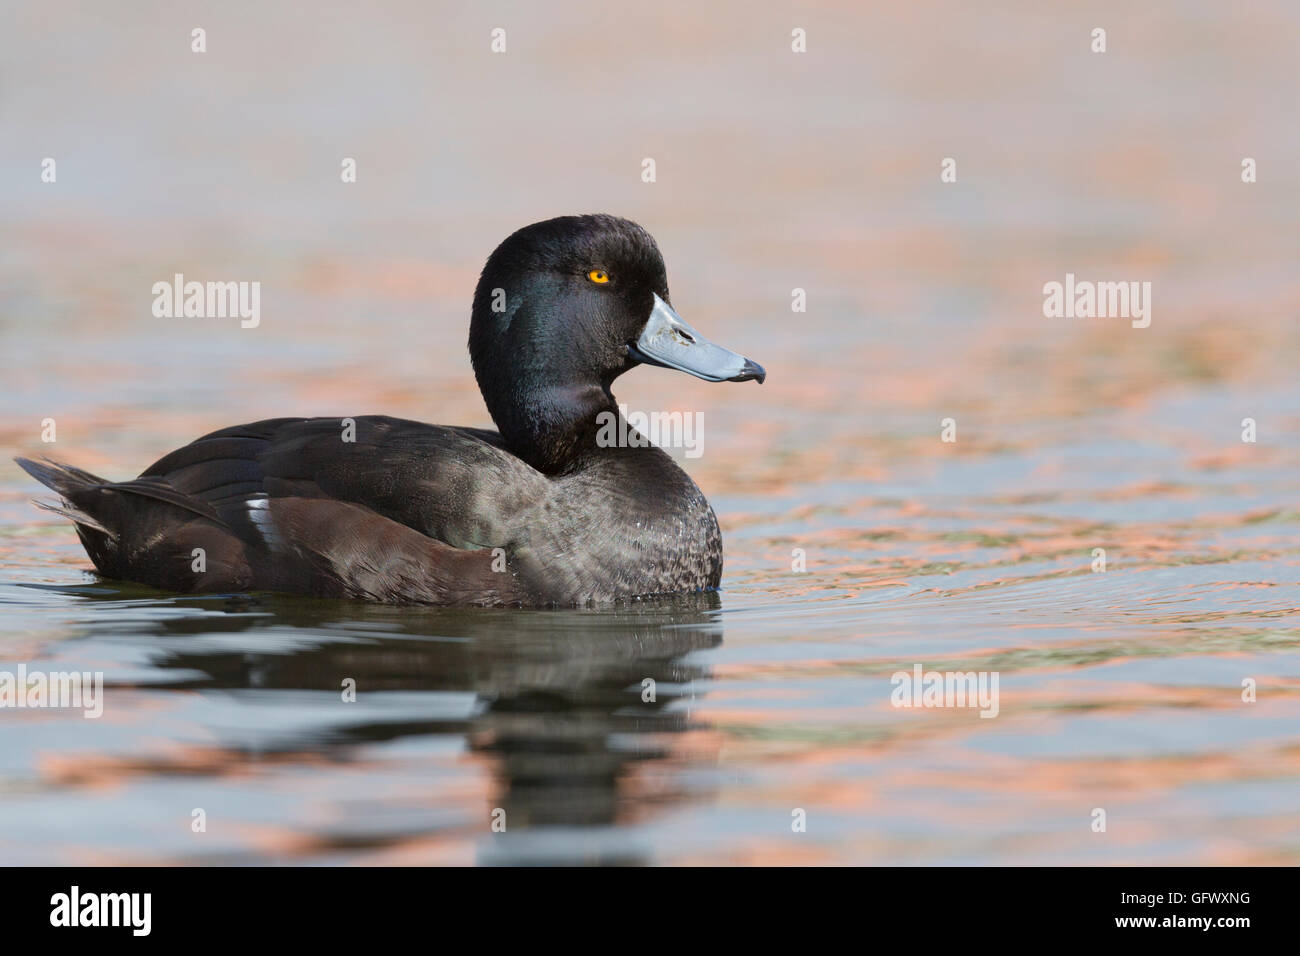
[470,214,764,472]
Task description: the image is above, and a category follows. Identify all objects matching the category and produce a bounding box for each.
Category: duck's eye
[587,269,610,284]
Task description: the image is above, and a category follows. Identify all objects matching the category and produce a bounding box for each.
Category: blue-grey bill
[629,294,766,384]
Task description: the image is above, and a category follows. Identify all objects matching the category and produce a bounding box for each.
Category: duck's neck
[489,382,617,474]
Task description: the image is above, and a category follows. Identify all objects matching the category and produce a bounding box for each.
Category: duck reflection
[73,587,723,864]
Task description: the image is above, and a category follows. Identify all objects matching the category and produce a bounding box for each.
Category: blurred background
[1,0,1298,864]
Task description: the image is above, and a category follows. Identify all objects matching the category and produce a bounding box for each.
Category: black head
[469,214,764,472]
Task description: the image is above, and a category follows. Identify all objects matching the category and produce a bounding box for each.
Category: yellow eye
[587,269,610,284]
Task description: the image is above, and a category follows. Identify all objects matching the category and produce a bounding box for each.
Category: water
[2,0,1299,864]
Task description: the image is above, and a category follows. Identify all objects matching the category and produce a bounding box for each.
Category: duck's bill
[629,294,766,384]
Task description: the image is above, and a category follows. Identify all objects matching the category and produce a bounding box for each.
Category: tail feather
[16,456,221,524]
[17,455,120,543]
[31,497,115,537]
[15,456,109,498]
[15,455,251,590]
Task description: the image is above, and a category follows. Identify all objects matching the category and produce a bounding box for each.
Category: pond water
[2,1,1298,864]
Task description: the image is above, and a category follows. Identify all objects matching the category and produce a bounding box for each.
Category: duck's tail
[15,457,117,538]
[15,455,253,591]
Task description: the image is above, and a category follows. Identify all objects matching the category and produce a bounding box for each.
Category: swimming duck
[17,215,765,606]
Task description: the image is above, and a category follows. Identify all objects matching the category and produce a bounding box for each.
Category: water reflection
[60,587,723,865]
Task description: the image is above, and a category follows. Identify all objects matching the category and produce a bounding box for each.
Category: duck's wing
[143,416,542,547]
[17,416,549,605]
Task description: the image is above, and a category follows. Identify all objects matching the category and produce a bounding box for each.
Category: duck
[17,215,765,606]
